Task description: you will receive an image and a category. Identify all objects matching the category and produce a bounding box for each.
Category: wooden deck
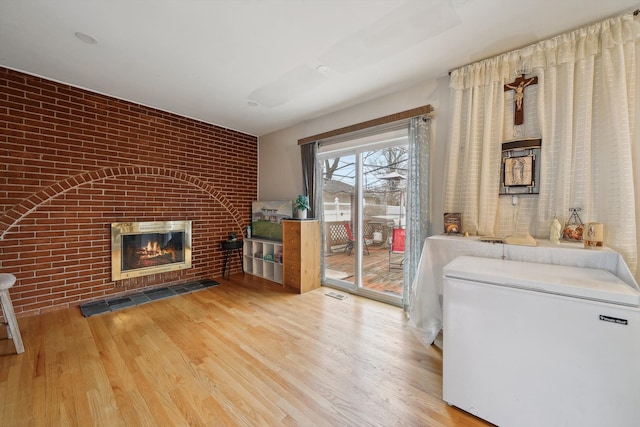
[324,241,404,297]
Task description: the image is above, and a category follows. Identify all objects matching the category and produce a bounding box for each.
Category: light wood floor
[0,274,489,426]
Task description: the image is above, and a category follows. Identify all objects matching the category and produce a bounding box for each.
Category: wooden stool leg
[0,290,24,354]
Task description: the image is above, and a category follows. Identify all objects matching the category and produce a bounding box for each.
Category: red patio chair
[389,227,405,271]
[344,222,369,255]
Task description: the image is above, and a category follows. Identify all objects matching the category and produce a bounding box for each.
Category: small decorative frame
[499,138,541,195]
[443,212,462,234]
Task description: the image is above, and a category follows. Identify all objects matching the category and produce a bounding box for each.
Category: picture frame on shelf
[444,212,462,234]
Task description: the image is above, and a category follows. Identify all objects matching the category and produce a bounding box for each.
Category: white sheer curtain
[444,12,640,276]
[403,116,431,310]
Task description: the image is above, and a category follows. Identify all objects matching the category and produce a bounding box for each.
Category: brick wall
[0,67,258,317]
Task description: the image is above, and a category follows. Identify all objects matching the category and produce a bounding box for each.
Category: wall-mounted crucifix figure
[504,74,538,125]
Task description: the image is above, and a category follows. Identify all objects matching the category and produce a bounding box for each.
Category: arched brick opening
[1,166,245,239]
[0,166,248,317]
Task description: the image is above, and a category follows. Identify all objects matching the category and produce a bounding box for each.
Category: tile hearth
[79,279,219,317]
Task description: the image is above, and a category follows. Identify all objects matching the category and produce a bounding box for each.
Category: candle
[584,222,604,248]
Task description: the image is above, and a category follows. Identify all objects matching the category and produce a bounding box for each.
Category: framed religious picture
[504,156,534,187]
[499,138,541,195]
[444,212,462,234]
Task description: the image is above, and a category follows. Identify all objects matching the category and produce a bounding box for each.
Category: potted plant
[294,195,310,219]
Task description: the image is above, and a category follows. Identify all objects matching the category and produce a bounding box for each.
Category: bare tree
[323,158,340,181]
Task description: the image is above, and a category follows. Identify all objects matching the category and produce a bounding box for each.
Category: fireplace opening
[112,221,192,281]
[122,232,185,270]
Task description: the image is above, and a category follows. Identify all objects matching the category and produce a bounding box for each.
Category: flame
[143,240,163,256]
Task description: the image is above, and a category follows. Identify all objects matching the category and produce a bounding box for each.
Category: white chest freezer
[442,255,640,427]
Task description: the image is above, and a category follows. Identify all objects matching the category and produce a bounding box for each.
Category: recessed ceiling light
[74,32,98,45]
[316,64,330,73]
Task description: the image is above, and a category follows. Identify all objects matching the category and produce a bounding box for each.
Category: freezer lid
[443,256,640,306]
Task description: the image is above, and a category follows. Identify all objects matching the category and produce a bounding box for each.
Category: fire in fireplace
[111,221,192,280]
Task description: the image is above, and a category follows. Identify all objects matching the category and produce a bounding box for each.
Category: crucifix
[504,74,538,125]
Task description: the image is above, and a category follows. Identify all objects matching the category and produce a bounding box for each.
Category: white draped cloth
[444,12,640,279]
[408,235,639,346]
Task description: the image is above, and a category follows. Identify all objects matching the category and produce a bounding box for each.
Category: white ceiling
[0,1,637,136]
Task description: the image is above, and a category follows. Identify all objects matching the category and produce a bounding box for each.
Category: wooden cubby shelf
[243,220,320,293]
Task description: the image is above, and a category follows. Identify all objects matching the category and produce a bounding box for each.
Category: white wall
[258,74,451,235]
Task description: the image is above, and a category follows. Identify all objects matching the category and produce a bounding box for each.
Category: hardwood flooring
[0,274,489,426]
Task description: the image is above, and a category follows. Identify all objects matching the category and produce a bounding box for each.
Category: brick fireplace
[0,67,257,317]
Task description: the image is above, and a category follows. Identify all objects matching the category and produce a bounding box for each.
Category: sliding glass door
[319,130,408,305]
[322,153,357,288]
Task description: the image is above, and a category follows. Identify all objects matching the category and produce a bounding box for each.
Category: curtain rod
[297,105,432,145]
[449,8,640,76]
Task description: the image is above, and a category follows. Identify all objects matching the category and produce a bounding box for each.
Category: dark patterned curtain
[300,141,318,218]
